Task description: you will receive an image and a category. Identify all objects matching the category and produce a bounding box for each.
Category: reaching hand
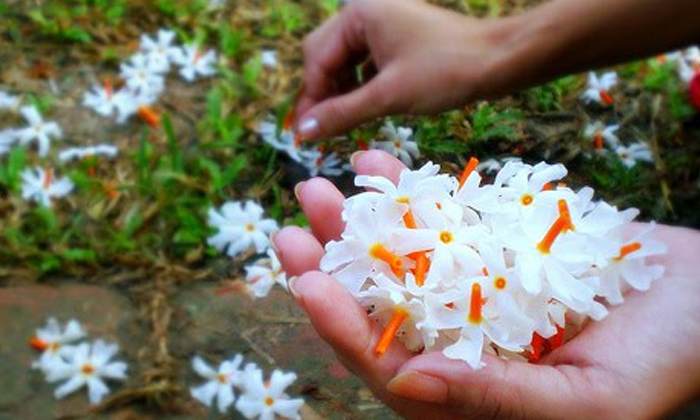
[273,150,700,420]
[294,0,516,140]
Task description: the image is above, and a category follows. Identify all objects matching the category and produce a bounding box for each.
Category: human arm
[295,0,700,140]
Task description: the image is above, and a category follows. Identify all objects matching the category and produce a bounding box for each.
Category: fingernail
[293,181,306,202]
[349,151,365,168]
[386,370,449,404]
[298,118,319,138]
[287,276,304,305]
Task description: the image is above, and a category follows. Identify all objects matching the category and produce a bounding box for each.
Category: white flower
[140,29,180,73]
[190,355,245,413]
[14,105,62,157]
[21,166,74,207]
[299,146,344,177]
[236,369,304,420]
[0,90,20,110]
[580,71,617,106]
[59,144,118,162]
[597,224,666,304]
[583,121,620,150]
[44,340,128,405]
[207,201,279,257]
[0,129,16,155]
[30,318,86,372]
[258,116,303,162]
[261,50,278,69]
[245,249,287,298]
[321,198,434,293]
[83,80,141,119]
[371,120,420,167]
[614,142,653,168]
[172,45,218,82]
[120,53,166,96]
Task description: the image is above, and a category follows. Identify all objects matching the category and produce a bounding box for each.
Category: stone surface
[171,283,398,420]
[0,284,147,420]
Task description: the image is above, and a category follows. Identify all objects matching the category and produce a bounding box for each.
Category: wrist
[474,11,570,98]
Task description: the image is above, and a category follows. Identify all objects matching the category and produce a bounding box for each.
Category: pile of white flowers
[190,354,304,419]
[320,159,666,368]
[83,28,218,125]
[30,318,128,404]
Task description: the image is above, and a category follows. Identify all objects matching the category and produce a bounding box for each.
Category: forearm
[485,0,700,94]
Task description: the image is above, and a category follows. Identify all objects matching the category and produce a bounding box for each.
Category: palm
[273,150,700,420]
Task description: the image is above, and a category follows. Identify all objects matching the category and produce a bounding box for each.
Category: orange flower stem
[375,308,408,355]
[458,157,479,189]
[468,283,483,324]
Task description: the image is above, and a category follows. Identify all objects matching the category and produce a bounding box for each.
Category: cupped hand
[273,150,700,420]
[294,0,519,140]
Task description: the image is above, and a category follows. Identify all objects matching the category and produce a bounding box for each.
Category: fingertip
[296,177,346,244]
[353,149,406,184]
[272,226,324,277]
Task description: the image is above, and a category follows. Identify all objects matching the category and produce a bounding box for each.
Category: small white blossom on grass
[15,105,62,157]
[44,340,128,405]
[30,318,86,372]
[59,144,118,162]
[583,121,620,150]
[236,369,304,420]
[244,249,287,298]
[257,116,303,162]
[83,80,141,119]
[580,71,618,106]
[300,146,344,177]
[261,50,278,69]
[614,142,653,168]
[190,355,245,413]
[371,120,420,167]
[140,29,181,73]
[172,45,218,82]
[0,90,20,110]
[207,201,278,257]
[21,166,74,207]
[120,53,166,95]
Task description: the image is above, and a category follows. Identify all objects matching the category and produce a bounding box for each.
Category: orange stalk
[104,78,113,99]
[413,253,430,287]
[138,106,160,128]
[375,308,408,355]
[369,243,403,276]
[594,133,603,150]
[29,337,48,351]
[557,199,574,231]
[549,324,565,349]
[599,89,614,106]
[458,157,479,189]
[537,217,567,254]
[541,182,553,191]
[468,283,483,324]
[43,168,53,189]
[615,242,642,261]
[528,333,545,362]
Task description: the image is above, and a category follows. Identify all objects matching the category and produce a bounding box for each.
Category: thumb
[296,70,397,140]
[386,351,603,419]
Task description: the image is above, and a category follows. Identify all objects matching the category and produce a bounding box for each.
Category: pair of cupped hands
[270,0,700,418]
